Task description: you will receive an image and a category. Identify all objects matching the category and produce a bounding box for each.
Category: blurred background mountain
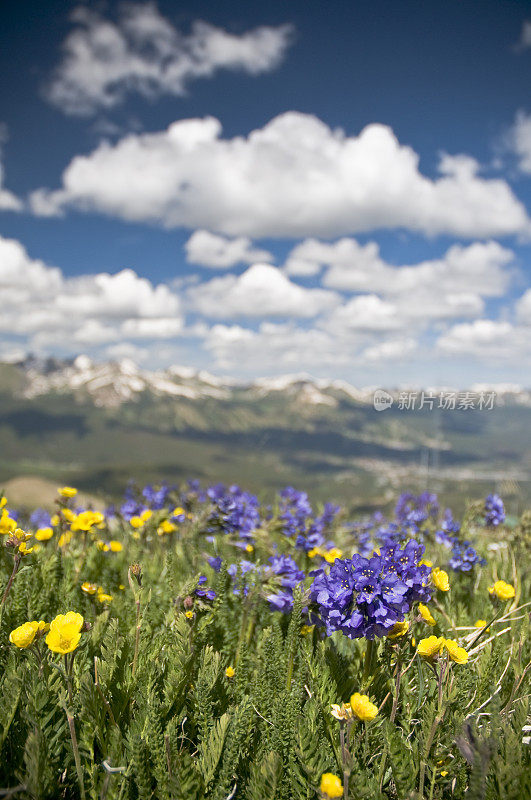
[1,355,529,516]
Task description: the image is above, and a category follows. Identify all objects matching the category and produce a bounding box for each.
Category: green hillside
[0,364,529,514]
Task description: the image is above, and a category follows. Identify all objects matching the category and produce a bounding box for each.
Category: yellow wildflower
[157,519,176,535]
[350,693,379,721]
[58,486,77,498]
[440,770,448,777]
[97,591,113,603]
[81,581,98,595]
[417,636,445,659]
[387,620,409,639]
[320,773,343,798]
[418,603,436,626]
[61,508,76,523]
[35,527,53,541]
[18,541,34,555]
[225,666,235,678]
[300,625,315,636]
[443,639,469,664]
[245,544,254,553]
[474,619,490,631]
[45,612,84,654]
[172,506,185,517]
[419,558,433,568]
[324,547,343,563]
[0,509,17,535]
[185,610,194,619]
[488,580,515,601]
[431,567,450,592]
[96,540,109,551]
[109,540,122,552]
[308,546,325,559]
[58,531,72,548]
[0,497,6,508]
[50,514,60,526]
[9,621,41,648]
[131,509,153,528]
[71,510,104,532]
[330,703,353,721]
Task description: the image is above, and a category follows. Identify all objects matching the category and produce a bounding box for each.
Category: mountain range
[0,355,529,513]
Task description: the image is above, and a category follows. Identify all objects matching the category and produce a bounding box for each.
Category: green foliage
[0,488,528,800]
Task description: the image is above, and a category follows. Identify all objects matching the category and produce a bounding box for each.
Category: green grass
[0,484,529,798]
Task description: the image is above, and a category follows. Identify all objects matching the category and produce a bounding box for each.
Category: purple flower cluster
[448,540,485,572]
[207,484,260,542]
[227,559,259,595]
[279,487,313,539]
[265,554,305,612]
[484,494,505,527]
[441,508,460,535]
[395,492,439,528]
[30,508,51,529]
[278,487,340,552]
[119,483,148,521]
[309,540,432,639]
[142,483,171,510]
[195,575,217,601]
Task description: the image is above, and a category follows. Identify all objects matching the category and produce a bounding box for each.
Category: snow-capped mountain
[5,355,531,409]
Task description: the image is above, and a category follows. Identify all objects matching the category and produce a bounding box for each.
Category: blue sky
[0,0,530,385]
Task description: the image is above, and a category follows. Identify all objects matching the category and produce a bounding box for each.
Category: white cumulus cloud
[0,235,183,351]
[312,239,513,297]
[30,112,531,238]
[45,3,293,115]
[515,289,531,324]
[510,112,531,174]
[187,263,340,318]
[437,319,531,361]
[0,135,22,211]
[185,229,273,268]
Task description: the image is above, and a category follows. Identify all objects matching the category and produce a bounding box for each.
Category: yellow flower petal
[417,636,444,659]
[443,638,469,664]
[431,568,450,592]
[387,620,409,639]
[349,692,379,721]
[418,603,436,626]
[488,580,515,601]
[9,621,39,648]
[320,773,343,798]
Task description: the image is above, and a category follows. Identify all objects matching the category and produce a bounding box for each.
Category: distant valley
[0,356,529,515]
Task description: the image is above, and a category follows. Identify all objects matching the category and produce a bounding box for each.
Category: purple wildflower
[30,508,51,529]
[484,494,505,527]
[310,540,431,640]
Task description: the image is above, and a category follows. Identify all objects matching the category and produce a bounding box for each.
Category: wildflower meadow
[0,483,529,799]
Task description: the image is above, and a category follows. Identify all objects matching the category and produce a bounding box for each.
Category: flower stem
[66,710,86,800]
[132,597,141,678]
[390,652,402,723]
[418,657,447,797]
[362,639,376,688]
[61,653,86,800]
[0,553,21,625]
[339,721,350,800]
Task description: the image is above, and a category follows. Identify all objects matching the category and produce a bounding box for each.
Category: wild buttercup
[45,612,85,654]
[1,482,526,798]
[9,620,48,648]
